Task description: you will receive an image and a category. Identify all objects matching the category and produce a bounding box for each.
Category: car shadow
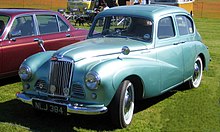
[0,83,190,131]
[0,76,20,86]
[0,99,115,131]
[134,90,176,113]
[134,82,190,113]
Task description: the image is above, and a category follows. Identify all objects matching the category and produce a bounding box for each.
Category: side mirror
[121,46,130,55]
[34,38,46,52]
[118,46,130,59]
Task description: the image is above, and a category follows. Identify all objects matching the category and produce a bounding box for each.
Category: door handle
[66,34,71,37]
[173,42,179,45]
[173,41,186,45]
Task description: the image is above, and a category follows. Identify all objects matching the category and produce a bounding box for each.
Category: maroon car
[0,9,88,78]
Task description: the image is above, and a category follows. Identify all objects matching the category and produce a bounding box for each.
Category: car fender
[195,42,210,70]
[92,57,161,101]
[21,51,55,80]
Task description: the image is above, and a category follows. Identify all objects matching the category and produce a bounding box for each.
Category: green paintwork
[18,5,210,111]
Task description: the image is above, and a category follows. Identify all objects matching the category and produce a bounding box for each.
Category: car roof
[97,4,189,20]
[0,8,56,16]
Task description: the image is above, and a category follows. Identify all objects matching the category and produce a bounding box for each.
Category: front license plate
[32,99,67,115]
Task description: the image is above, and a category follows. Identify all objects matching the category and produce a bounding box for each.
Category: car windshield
[0,15,10,37]
[90,16,153,42]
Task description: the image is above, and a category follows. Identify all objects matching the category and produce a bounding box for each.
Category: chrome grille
[49,60,73,96]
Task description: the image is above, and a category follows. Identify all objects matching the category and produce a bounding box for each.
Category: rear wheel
[189,56,203,88]
[110,80,134,128]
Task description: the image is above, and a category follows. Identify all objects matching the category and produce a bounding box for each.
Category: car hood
[53,37,150,62]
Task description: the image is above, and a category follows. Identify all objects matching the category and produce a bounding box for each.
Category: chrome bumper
[16,92,108,115]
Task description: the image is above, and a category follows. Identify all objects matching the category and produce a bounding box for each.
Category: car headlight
[18,65,32,81]
[85,71,100,90]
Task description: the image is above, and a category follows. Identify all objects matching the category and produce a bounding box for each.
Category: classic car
[0,9,88,78]
[16,5,210,128]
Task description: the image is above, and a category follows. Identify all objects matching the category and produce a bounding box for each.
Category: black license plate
[32,99,67,115]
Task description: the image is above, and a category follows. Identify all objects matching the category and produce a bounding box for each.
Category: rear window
[58,17,69,32]
[176,15,194,35]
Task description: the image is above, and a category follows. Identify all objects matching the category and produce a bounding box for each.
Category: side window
[36,15,59,34]
[10,15,35,37]
[58,17,69,32]
[176,15,194,35]
[157,16,175,39]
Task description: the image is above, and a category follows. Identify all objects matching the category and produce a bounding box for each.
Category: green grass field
[1,3,220,132]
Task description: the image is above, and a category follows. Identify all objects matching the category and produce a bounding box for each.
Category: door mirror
[34,38,46,52]
[121,46,130,55]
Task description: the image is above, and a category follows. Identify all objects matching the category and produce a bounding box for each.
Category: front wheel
[189,56,203,88]
[110,80,135,128]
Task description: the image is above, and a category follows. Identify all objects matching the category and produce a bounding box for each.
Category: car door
[35,14,82,51]
[175,14,197,80]
[1,15,40,76]
[155,16,184,92]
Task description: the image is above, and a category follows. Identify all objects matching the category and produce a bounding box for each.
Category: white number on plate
[49,105,64,114]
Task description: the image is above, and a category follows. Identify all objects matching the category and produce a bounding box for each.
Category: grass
[1,10,220,132]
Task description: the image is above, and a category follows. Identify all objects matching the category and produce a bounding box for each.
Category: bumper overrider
[16,92,108,115]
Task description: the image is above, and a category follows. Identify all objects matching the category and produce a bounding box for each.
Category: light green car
[16,5,210,128]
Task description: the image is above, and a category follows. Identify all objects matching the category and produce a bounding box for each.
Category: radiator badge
[63,88,69,96]
[51,57,58,61]
[50,85,56,94]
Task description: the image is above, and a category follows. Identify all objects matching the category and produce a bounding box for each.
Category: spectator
[134,0,140,5]
[103,3,109,10]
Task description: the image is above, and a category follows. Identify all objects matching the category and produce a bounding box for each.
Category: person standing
[134,0,140,5]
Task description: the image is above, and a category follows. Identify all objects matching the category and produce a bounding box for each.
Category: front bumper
[16,92,108,115]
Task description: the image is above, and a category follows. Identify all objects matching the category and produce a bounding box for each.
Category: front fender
[91,57,161,105]
[112,58,161,98]
[21,51,55,82]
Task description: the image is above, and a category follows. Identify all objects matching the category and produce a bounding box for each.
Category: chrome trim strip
[16,93,107,115]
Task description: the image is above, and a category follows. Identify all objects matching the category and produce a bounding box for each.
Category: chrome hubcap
[193,63,200,80]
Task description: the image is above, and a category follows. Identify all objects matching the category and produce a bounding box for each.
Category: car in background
[16,5,210,128]
[0,9,88,78]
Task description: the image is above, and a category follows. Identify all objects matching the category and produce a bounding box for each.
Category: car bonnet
[52,37,150,62]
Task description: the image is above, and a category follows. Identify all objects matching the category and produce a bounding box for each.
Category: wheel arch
[124,75,144,101]
[198,53,205,70]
